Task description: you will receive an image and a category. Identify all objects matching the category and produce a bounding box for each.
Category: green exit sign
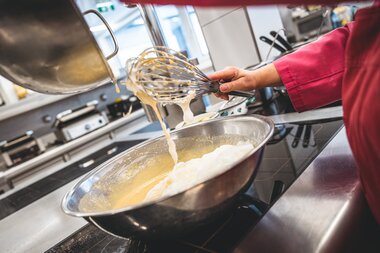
[96,0,115,13]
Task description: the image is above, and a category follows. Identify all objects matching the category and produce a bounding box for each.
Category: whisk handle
[207,81,255,98]
[228,90,255,98]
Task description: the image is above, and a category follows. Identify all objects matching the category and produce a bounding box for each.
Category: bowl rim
[61,115,274,217]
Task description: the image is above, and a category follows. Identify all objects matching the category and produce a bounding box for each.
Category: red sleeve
[273,23,353,112]
[124,0,349,6]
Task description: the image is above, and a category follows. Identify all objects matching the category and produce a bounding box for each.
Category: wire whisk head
[125,46,213,104]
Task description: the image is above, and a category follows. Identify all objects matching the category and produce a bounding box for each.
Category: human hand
[208,64,281,100]
[208,67,257,100]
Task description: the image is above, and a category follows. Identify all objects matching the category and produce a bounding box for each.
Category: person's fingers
[220,71,257,92]
[208,67,241,81]
[220,94,229,100]
[214,92,222,98]
[219,78,251,92]
[214,93,229,100]
[219,83,230,92]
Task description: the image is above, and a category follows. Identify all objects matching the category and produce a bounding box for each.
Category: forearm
[251,63,282,89]
[210,24,351,106]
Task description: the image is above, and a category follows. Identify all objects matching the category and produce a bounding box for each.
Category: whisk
[125,46,254,104]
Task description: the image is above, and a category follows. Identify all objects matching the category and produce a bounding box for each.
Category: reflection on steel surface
[235,128,369,253]
[0,0,117,94]
[62,116,274,239]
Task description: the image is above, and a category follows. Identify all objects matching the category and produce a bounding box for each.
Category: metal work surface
[267,105,343,124]
[235,128,367,253]
[0,178,87,253]
[45,120,352,252]
[0,114,366,253]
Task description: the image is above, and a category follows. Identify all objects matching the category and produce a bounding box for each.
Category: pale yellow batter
[79,143,219,212]
[78,50,254,213]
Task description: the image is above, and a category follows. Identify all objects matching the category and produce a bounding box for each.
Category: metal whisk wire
[126,47,253,103]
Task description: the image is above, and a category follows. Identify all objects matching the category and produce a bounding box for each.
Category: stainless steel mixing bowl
[62,115,274,239]
[0,0,118,94]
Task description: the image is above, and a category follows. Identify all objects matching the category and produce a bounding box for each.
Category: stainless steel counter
[267,105,343,124]
[0,120,154,252]
[235,127,373,253]
[0,177,87,253]
[0,122,372,253]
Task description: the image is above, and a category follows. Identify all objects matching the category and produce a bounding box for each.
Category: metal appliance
[0,0,118,94]
[107,95,142,119]
[62,116,274,239]
[293,9,333,41]
[0,131,45,168]
[54,100,108,143]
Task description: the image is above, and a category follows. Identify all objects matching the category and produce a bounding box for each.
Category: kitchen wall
[194,7,261,71]
[194,6,285,71]
[246,6,285,61]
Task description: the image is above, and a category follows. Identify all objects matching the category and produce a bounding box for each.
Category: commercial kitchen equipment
[2,94,377,252]
[291,8,333,41]
[107,95,142,119]
[54,100,108,143]
[0,131,45,169]
[0,1,378,252]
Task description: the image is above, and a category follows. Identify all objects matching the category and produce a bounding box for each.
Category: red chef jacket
[123,0,380,223]
[273,4,380,224]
